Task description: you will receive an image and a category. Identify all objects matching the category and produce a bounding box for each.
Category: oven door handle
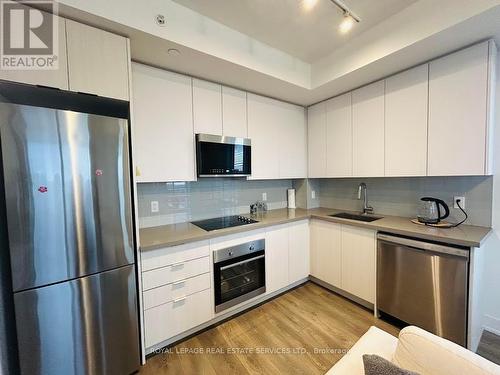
[220,255,265,271]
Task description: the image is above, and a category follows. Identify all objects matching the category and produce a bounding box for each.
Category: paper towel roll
[287,188,296,209]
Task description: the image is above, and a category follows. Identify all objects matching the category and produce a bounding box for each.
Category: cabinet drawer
[144,289,213,348]
[141,240,209,271]
[143,273,211,310]
[142,257,210,291]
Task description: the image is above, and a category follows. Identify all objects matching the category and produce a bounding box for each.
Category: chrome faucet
[358,183,374,215]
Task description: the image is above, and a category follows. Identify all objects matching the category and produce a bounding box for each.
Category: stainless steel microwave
[196,134,251,177]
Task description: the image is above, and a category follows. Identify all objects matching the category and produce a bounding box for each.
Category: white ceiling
[172,0,418,62]
[56,0,500,105]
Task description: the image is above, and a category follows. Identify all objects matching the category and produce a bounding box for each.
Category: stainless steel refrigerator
[0,83,140,375]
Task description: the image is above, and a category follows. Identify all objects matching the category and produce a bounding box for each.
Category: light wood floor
[140,282,400,375]
[477,330,500,365]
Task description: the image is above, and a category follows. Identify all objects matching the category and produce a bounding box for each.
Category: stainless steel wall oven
[213,239,265,313]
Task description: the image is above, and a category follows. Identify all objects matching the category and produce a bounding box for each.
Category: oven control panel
[213,239,265,264]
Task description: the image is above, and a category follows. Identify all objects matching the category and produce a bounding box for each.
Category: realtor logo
[0,0,58,70]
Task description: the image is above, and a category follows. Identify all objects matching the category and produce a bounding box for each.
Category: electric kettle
[417,197,450,224]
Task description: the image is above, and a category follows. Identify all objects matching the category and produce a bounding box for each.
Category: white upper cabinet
[307,102,327,178]
[428,41,495,176]
[132,63,195,182]
[326,93,353,177]
[248,93,306,179]
[279,103,307,179]
[222,86,247,138]
[66,20,129,101]
[0,7,68,90]
[193,79,223,136]
[307,40,496,179]
[352,80,385,177]
[385,64,429,177]
[248,94,281,179]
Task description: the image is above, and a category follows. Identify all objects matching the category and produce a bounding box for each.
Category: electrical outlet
[151,201,159,213]
[454,196,465,209]
[262,192,267,201]
[311,190,316,199]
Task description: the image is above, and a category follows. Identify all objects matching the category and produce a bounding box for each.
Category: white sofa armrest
[393,326,500,375]
[326,326,398,375]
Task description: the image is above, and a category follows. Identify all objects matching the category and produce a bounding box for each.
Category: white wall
[480,50,500,339]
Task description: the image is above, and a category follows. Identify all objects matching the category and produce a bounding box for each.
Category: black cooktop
[191,215,259,232]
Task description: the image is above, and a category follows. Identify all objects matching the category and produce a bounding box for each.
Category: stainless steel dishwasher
[377,233,469,346]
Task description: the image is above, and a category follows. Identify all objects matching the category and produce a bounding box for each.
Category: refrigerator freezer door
[0,103,134,291]
[14,265,139,375]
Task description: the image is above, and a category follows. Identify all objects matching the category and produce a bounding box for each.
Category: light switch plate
[454,196,465,209]
[311,190,316,199]
[151,201,159,213]
[262,192,267,201]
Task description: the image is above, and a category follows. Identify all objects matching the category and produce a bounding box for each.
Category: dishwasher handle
[377,233,469,259]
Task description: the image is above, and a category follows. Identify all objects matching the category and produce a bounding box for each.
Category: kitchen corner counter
[139,207,492,251]
[307,208,492,248]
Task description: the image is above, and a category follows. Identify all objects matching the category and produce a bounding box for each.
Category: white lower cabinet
[141,240,213,349]
[288,220,310,283]
[141,240,210,272]
[340,226,376,304]
[266,220,310,293]
[141,218,376,350]
[143,273,211,310]
[310,220,376,304]
[310,220,342,288]
[144,289,212,348]
[142,256,210,291]
[266,224,290,293]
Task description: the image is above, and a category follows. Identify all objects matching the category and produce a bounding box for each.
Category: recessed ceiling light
[156,14,166,27]
[167,48,181,56]
[302,0,318,11]
[339,12,355,34]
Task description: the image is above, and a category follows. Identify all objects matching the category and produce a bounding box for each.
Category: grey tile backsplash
[137,179,292,228]
[138,176,493,228]
[314,176,493,227]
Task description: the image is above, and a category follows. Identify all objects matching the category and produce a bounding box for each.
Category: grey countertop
[139,207,492,251]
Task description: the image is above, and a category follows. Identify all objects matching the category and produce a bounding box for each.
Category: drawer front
[141,240,209,272]
[144,289,213,348]
[142,256,210,291]
[143,272,211,310]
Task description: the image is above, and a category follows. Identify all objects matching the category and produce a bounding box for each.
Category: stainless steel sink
[329,212,383,222]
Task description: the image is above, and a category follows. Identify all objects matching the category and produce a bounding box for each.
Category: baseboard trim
[483,315,500,337]
[145,277,309,356]
[309,276,374,311]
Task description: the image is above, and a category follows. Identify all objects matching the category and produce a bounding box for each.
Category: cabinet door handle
[171,262,185,268]
[172,279,186,286]
[173,296,187,304]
